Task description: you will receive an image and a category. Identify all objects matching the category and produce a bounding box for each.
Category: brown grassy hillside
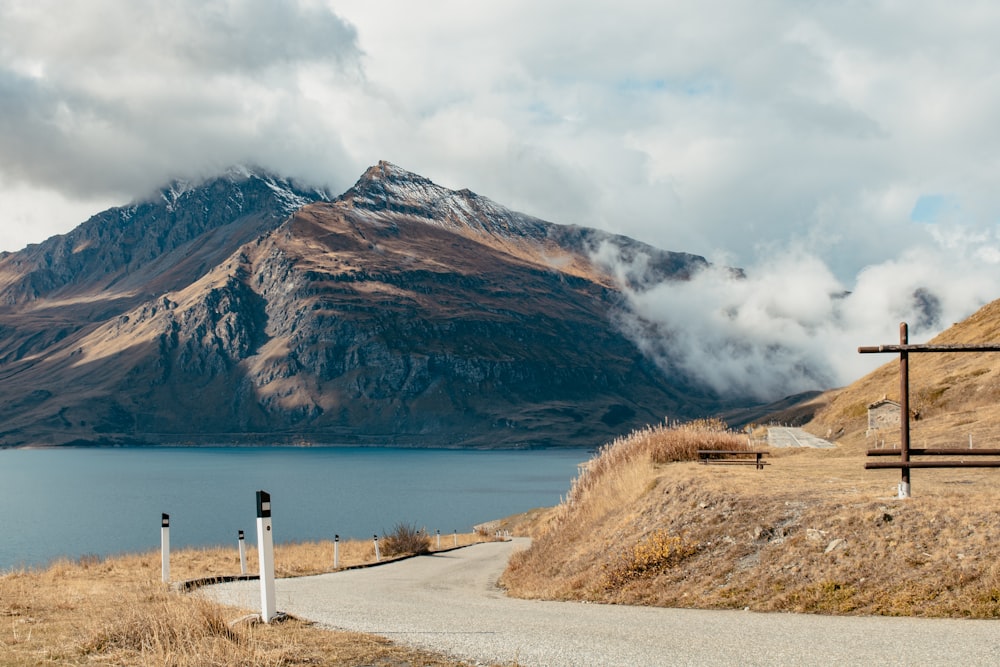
[499,420,1000,617]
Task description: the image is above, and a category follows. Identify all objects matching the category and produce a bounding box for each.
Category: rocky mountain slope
[0,162,746,448]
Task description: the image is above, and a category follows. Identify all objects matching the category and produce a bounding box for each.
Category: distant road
[203,538,999,666]
[767,426,836,448]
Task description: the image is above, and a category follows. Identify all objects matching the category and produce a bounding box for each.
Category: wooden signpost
[860,322,1000,498]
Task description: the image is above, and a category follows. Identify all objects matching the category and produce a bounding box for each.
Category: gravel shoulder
[202,538,999,666]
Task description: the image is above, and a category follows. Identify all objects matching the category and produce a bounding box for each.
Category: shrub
[380,522,431,557]
[602,529,698,589]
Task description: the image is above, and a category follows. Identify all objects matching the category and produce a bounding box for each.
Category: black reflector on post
[257,490,271,518]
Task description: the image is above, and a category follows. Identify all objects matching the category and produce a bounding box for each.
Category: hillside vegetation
[499,418,1000,617]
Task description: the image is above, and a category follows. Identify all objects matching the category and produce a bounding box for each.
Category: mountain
[0,161,744,448]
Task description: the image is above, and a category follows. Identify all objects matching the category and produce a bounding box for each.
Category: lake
[0,446,589,570]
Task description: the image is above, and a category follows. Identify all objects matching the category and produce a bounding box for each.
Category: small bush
[602,529,698,589]
[380,522,431,557]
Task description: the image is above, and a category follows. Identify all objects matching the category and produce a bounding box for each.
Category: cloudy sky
[3,0,1000,396]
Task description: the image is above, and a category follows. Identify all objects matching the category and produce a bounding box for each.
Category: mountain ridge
[0,169,330,304]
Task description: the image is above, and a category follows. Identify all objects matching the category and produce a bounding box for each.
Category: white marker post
[161,513,170,584]
[238,530,247,575]
[436,529,441,549]
[373,534,381,562]
[333,534,340,569]
[256,491,277,623]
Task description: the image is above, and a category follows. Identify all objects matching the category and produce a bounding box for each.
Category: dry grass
[499,420,1000,617]
[563,418,749,508]
[0,534,485,666]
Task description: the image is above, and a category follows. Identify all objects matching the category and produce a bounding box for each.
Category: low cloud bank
[595,232,1000,402]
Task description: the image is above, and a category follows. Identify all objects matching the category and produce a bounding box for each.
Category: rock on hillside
[0,162,742,448]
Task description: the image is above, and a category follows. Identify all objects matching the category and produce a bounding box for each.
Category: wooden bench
[697,450,769,469]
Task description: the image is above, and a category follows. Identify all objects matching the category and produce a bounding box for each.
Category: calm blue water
[0,446,588,569]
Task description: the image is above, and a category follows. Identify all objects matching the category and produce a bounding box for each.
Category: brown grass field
[0,534,486,666]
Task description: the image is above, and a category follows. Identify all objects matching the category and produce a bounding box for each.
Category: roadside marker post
[334,534,340,569]
[256,491,277,623]
[161,513,170,584]
[373,534,381,562]
[238,530,247,575]
[436,529,441,549]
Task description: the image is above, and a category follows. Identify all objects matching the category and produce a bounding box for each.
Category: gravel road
[767,427,836,448]
[202,538,999,666]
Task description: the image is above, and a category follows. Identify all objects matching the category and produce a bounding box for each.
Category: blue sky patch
[911,194,960,223]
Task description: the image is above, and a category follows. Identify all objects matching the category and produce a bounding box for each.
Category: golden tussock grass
[563,418,748,507]
[499,420,1000,618]
[0,534,484,666]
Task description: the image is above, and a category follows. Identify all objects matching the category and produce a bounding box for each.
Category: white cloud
[0,0,363,203]
[601,234,1000,401]
[0,177,118,252]
[3,0,1000,392]
[5,1,1000,268]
